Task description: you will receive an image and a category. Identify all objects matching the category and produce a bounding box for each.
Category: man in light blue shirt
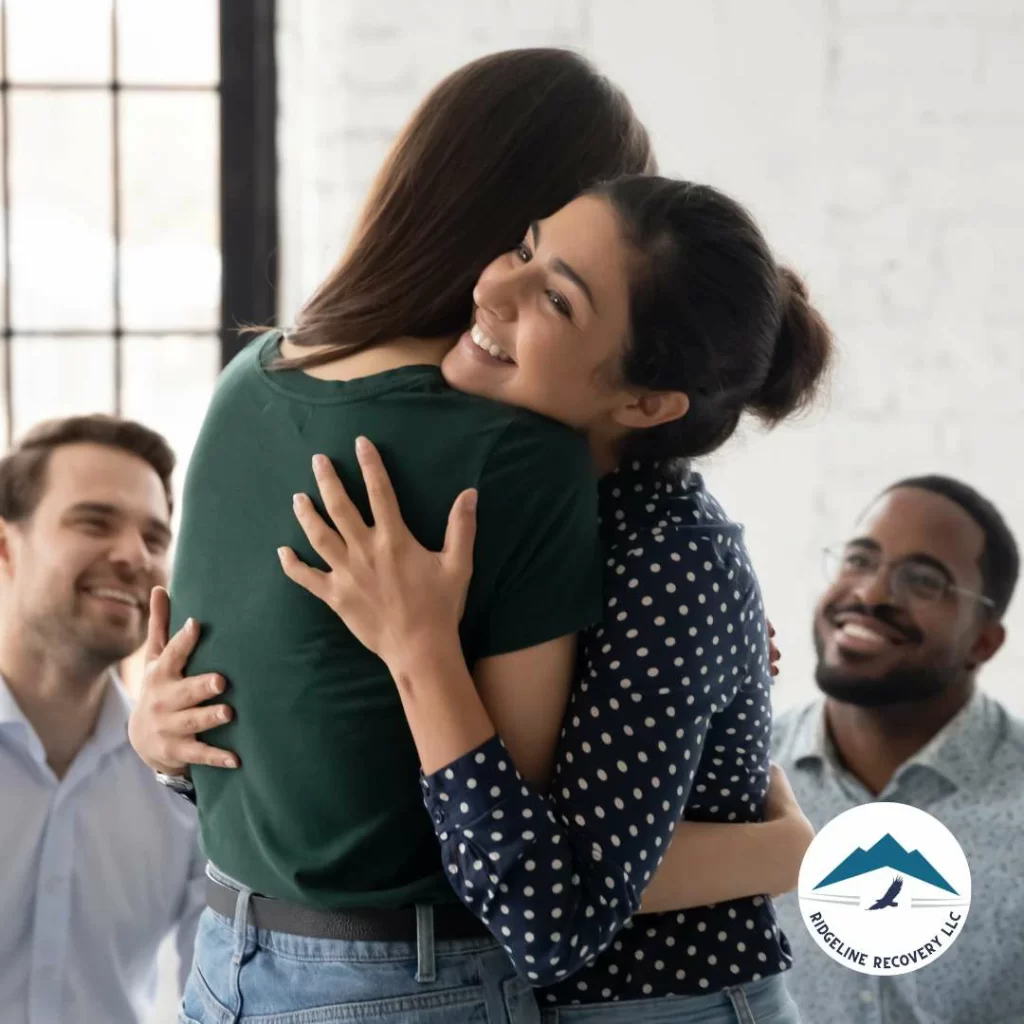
[773,475,1024,1024]
[0,415,205,1024]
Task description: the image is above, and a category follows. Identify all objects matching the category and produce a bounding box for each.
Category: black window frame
[0,0,278,444]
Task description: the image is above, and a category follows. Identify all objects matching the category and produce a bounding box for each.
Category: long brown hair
[283,48,654,369]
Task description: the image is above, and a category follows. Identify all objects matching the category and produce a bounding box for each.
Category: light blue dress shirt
[0,674,205,1024]
[772,691,1024,1024]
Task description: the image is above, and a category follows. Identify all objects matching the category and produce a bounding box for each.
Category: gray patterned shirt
[772,691,1024,1024]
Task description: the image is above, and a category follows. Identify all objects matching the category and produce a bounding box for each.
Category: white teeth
[842,623,886,641]
[470,323,513,363]
[88,587,140,608]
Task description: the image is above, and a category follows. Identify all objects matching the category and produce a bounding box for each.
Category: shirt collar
[0,670,131,765]
[792,689,999,791]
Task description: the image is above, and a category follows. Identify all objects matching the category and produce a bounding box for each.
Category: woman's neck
[280,334,455,381]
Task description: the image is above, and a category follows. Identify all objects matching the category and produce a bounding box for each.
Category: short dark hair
[888,475,1019,619]
[283,48,654,368]
[589,175,833,467]
[0,414,176,522]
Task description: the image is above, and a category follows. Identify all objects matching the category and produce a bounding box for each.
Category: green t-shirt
[171,332,601,909]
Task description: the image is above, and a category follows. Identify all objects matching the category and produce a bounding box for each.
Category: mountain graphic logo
[814,833,958,895]
[797,802,971,977]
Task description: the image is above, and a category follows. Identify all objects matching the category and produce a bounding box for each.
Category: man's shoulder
[981,692,1024,764]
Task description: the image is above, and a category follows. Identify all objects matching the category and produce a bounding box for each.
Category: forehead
[855,487,984,579]
[543,196,630,284]
[545,194,623,246]
[37,443,170,524]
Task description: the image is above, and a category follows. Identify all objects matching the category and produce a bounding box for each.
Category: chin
[441,351,488,396]
[80,624,143,665]
[815,662,952,708]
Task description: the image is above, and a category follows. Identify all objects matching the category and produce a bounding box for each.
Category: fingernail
[218,707,231,722]
[186,617,196,631]
[223,756,238,769]
[292,493,304,509]
[276,546,288,561]
[355,436,369,455]
[209,676,223,694]
[312,454,327,471]
[465,489,478,511]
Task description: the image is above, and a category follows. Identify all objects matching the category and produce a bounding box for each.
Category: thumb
[144,586,171,662]
[443,488,478,578]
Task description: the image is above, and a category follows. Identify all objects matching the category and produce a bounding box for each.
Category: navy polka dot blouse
[421,461,792,1006]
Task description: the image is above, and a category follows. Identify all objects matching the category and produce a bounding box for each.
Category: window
[0,0,277,512]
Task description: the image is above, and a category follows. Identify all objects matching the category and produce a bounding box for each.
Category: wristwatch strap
[156,771,197,803]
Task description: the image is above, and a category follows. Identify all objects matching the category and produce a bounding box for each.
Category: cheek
[917,608,967,653]
[519,325,607,402]
[815,583,846,624]
[151,556,170,586]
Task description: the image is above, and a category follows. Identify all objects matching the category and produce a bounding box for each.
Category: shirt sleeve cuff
[420,734,521,835]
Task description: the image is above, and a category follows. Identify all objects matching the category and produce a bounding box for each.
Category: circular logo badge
[797,802,971,976]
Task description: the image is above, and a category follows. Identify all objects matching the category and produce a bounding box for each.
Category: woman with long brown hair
[131,50,813,1024]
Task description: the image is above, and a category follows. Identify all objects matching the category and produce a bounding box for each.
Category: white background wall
[277,0,1024,717]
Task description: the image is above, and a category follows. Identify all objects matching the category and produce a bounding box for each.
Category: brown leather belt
[205,875,492,943]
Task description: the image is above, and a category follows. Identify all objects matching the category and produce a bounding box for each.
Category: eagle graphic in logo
[867,875,904,910]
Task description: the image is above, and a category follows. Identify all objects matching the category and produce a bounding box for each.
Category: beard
[29,605,144,679]
[813,661,953,707]
[813,625,959,708]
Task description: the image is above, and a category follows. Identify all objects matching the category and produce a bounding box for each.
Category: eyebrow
[529,220,598,315]
[845,537,955,582]
[67,501,172,545]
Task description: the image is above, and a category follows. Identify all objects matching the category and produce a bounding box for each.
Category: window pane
[120,93,219,330]
[117,0,218,86]
[6,0,112,83]
[10,337,115,439]
[121,334,219,521]
[9,93,114,330]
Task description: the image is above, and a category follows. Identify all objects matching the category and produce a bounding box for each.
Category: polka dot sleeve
[421,528,758,987]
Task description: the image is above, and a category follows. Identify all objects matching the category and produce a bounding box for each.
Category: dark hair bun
[749,267,833,424]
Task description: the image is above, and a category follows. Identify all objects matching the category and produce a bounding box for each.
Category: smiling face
[0,443,171,675]
[441,194,684,453]
[813,487,1005,708]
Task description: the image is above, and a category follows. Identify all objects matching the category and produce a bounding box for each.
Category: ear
[612,391,690,432]
[966,619,1005,670]
[0,518,14,578]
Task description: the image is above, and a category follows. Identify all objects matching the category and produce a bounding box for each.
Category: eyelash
[514,242,574,321]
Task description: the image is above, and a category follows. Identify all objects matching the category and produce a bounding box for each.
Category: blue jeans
[180,871,540,1023]
[539,975,801,1024]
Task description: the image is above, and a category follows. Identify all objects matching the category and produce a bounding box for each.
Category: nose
[850,563,897,608]
[109,529,152,577]
[472,266,521,323]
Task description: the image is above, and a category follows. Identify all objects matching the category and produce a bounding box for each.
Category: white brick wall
[277,0,1024,715]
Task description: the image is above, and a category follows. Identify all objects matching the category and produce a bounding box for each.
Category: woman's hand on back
[279,437,478,672]
[127,586,239,776]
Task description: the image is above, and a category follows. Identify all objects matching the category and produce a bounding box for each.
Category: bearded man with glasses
[770,475,1024,1024]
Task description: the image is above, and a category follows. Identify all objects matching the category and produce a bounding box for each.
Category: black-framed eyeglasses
[822,545,995,610]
